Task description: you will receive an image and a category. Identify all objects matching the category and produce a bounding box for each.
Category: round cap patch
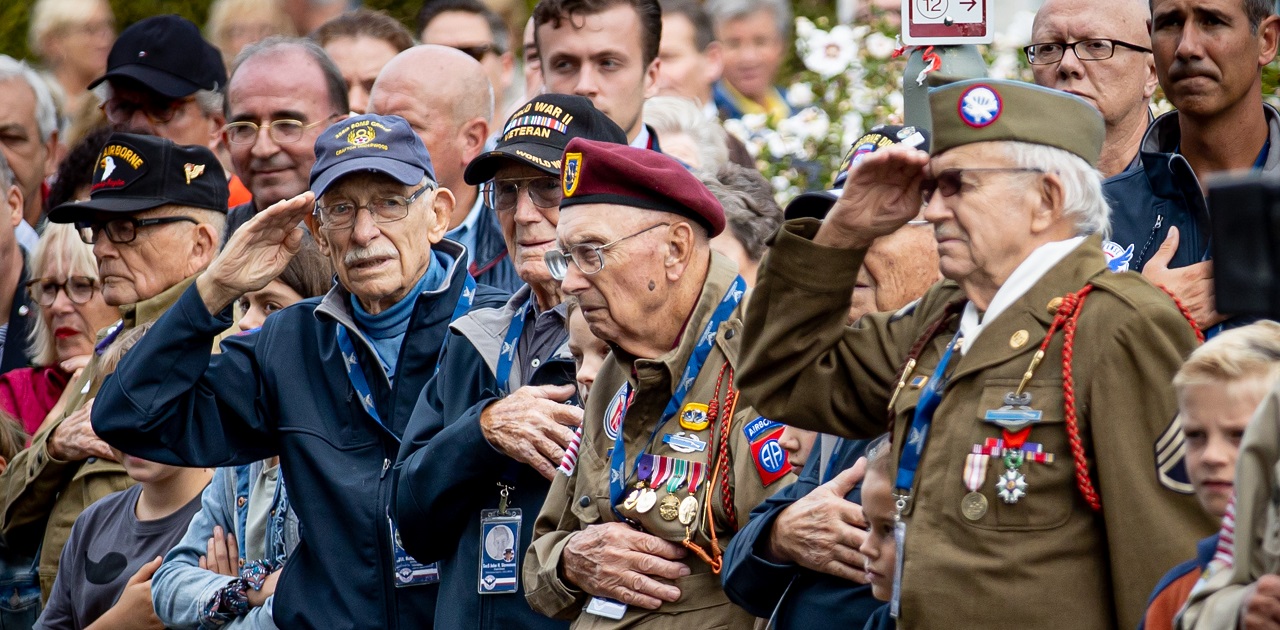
[959,86,1002,128]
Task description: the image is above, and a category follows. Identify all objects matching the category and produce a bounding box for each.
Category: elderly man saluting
[91,114,505,629]
[736,79,1217,630]
[524,138,794,627]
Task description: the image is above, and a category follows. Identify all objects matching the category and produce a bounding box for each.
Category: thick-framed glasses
[1023,39,1152,65]
[99,95,195,126]
[483,176,562,213]
[544,223,671,281]
[25,276,99,307]
[452,43,496,62]
[223,118,334,145]
[313,183,433,230]
[75,216,199,245]
[920,168,1045,203]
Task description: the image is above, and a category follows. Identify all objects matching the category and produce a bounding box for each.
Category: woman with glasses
[0,224,118,440]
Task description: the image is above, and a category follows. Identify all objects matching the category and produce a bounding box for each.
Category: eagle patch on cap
[563,152,582,197]
[92,143,148,194]
[959,85,1002,129]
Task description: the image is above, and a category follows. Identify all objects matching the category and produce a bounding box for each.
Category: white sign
[902,0,993,46]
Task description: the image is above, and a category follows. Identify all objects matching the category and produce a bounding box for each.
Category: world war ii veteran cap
[47,132,228,223]
[89,15,226,99]
[785,124,931,221]
[310,114,437,197]
[559,138,726,236]
[929,78,1104,167]
[465,94,628,185]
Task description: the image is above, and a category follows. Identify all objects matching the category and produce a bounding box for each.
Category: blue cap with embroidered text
[309,114,437,198]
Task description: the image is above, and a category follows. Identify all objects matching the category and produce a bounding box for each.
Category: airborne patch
[1155,414,1194,494]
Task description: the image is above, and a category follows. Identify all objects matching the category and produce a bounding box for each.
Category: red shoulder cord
[1040,283,1203,512]
[683,361,737,574]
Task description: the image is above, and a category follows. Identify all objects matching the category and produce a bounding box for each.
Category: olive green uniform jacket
[1177,381,1280,629]
[0,276,196,601]
[524,253,795,628]
[736,222,1216,630]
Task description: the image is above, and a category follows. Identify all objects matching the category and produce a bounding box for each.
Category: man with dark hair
[1104,0,1280,334]
[656,0,723,115]
[532,0,664,149]
[419,0,517,125]
[222,38,348,237]
[313,9,415,114]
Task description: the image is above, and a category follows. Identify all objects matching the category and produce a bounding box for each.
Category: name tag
[585,596,628,620]
[478,509,521,595]
[389,515,439,587]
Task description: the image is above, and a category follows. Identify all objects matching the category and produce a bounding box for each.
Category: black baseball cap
[89,15,227,99]
[784,125,931,221]
[464,94,628,185]
[47,133,229,223]
[310,114,437,198]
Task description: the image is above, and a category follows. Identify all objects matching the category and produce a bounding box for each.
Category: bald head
[369,45,493,211]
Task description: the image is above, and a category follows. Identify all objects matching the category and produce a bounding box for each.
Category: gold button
[1010,330,1029,349]
[1047,297,1063,313]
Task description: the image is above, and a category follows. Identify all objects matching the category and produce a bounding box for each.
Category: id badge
[584,596,628,620]
[890,519,906,618]
[478,508,522,594]
[389,515,439,587]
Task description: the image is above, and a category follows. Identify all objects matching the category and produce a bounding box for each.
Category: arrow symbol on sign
[960,0,976,8]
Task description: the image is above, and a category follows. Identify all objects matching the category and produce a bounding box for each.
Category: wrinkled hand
[60,355,91,380]
[48,399,115,463]
[247,570,281,608]
[1242,575,1280,629]
[562,522,691,609]
[199,525,240,577]
[88,556,164,630]
[765,457,869,583]
[480,385,583,480]
[815,145,931,250]
[1142,227,1224,329]
[198,192,314,314]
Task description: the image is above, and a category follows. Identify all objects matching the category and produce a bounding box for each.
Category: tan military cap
[928,78,1105,167]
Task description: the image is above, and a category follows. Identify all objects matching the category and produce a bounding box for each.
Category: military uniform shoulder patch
[750,424,792,486]
[1102,240,1134,273]
[1155,414,1195,494]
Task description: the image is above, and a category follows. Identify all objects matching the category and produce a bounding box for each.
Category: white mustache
[344,245,399,267]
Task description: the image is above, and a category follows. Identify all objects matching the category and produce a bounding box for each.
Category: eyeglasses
[223,118,334,145]
[919,168,1045,203]
[25,276,99,307]
[1023,39,1152,65]
[75,216,199,245]
[313,183,433,230]
[452,43,496,62]
[100,95,195,127]
[483,176,562,213]
[544,223,670,281]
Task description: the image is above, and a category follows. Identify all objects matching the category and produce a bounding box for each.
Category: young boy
[858,435,896,630]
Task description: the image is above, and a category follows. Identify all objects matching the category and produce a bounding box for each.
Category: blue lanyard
[336,274,477,437]
[494,298,533,395]
[894,332,963,494]
[607,276,747,519]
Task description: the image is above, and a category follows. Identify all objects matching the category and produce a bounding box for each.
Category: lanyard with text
[494,298,533,395]
[606,276,747,521]
[894,331,964,495]
[336,274,477,438]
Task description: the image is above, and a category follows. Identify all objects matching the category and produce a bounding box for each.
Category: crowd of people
[1,0,1280,628]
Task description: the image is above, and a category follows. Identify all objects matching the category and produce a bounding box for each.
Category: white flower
[886,91,905,116]
[794,17,816,40]
[770,175,791,193]
[739,113,770,133]
[801,28,859,78]
[990,51,1020,80]
[787,82,815,108]
[840,112,865,148]
[864,32,897,60]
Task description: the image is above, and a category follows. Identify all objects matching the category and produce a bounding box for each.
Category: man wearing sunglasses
[737,79,1216,630]
[91,114,508,629]
[0,133,227,603]
[394,94,625,630]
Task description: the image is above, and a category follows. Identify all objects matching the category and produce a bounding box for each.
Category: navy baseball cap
[47,133,229,223]
[89,15,226,99]
[464,94,628,185]
[310,115,437,197]
[784,125,931,221]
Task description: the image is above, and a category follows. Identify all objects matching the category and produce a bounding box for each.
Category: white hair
[643,96,729,172]
[1002,141,1110,238]
[0,55,59,143]
[706,0,791,38]
[26,223,102,367]
[0,149,12,190]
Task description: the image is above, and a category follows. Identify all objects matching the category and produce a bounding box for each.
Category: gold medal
[677,495,699,525]
[636,488,658,513]
[622,483,643,511]
[961,491,988,521]
[658,494,680,521]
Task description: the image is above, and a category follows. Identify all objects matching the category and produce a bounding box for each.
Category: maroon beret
[559,138,726,237]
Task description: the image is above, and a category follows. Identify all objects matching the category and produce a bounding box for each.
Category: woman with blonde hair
[0,223,118,439]
[28,0,115,110]
[206,0,296,70]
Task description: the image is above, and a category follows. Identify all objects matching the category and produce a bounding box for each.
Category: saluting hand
[197,192,315,315]
[480,384,583,480]
[1141,226,1225,330]
[1242,575,1280,629]
[816,145,930,250]
[764,457,870,584]
[562,522,691,610]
